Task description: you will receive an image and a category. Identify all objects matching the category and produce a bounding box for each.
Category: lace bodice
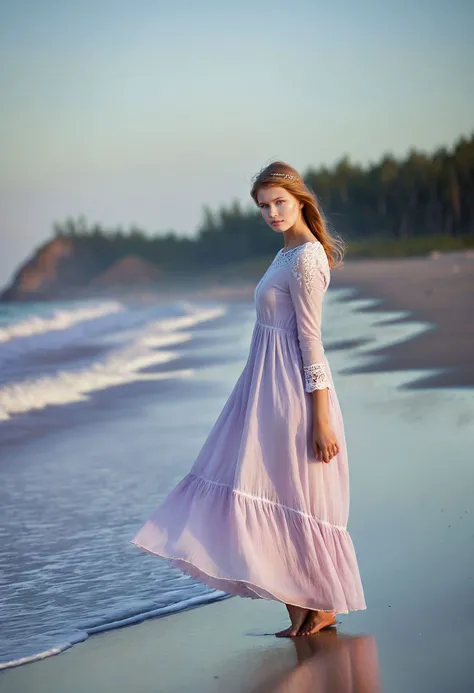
[273,241,330,293]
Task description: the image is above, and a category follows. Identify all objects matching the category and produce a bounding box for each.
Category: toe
[275,627,296,638]
[297,623,312,636]
[299,617,323,636]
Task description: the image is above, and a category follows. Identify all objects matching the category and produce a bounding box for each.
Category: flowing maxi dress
[132,240,366,614]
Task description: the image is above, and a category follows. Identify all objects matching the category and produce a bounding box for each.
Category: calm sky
[1,0,473,287]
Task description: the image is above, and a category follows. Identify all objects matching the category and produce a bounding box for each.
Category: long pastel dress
[132,240,366,614]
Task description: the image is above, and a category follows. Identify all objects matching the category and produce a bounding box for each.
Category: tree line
[53,133,474,277]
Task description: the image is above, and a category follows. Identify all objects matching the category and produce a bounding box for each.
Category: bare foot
[275,604,309,637]
[297,611,337,636]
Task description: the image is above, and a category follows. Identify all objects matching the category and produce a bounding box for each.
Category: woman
[132,161,366,637]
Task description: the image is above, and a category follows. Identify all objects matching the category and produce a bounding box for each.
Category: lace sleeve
[287,242,331,392]
[303,363,330,391]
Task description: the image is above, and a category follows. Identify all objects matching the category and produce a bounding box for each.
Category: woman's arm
[288,244,339,464]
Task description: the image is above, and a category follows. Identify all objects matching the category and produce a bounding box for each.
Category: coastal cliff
[1,237,79,301]
[0,238,164,302]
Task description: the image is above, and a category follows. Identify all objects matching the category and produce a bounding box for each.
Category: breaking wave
[0,304,226,421]
[0,301,124,343]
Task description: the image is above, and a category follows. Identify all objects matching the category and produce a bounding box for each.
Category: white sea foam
[0,301,124,343]
[0,591,228,671]
[0,305,226,420]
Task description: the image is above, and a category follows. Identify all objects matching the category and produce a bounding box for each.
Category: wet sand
[330,251,474,388]
[0,598,383,693]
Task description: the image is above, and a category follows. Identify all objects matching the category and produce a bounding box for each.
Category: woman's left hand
[312,422,339,464]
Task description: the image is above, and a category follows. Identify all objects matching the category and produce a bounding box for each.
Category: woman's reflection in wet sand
[256,630,382,693]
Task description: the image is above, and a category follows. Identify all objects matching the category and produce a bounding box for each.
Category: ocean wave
[0,301,124,343]
[0,305,226,420]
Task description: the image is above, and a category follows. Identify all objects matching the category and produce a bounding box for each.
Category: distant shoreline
[2,232,474,303]
[329,250,474,389]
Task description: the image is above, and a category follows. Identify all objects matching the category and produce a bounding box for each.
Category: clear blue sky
[1,0,473,286]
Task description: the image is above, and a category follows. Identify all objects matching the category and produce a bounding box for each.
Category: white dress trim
[189,473,347,531]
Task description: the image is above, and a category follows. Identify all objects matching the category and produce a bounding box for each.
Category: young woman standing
[132,161,366,636]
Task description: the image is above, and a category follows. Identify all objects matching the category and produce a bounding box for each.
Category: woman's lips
[272,221,283,225]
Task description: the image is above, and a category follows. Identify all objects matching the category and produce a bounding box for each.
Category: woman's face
[256,185,303,233]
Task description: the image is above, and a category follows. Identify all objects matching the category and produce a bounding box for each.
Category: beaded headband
[268,172,300,181]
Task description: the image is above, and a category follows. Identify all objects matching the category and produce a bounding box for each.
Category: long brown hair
[250,161,344,268]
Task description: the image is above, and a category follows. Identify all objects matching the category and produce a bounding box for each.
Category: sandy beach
[330,250,474,389]
[1,252,473,692]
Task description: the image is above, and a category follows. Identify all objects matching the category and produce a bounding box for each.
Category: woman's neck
[283,222,314,249]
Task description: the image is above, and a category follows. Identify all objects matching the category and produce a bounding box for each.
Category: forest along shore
[330,250,474,389]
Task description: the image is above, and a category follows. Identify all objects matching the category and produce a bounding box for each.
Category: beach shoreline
[3,249,471,392]
[329,250,474,388]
